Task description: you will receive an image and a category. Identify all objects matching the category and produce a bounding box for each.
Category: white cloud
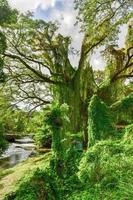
[8,0,56,12]
[44,1,83,67]
[90,50,106,70]
[63,14,73,26]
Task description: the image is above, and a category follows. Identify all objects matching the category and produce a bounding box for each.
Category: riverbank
[0,137,36,169]
[0,153,51,200]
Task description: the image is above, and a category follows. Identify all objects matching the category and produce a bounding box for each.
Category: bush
[34,125,52,148]
[4,168,59,200]
[88,95,115,146]
[77,132,133,200]
[4,122,133,200]
[110,93,133,124]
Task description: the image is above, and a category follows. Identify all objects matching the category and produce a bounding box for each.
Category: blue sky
[34,1,64,20]
[8,0,127,70]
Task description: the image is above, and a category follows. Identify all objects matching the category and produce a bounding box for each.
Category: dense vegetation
[0,0,133,199]
[3,100,133,200]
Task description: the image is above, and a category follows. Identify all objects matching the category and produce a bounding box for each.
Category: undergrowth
[3,102,133,200]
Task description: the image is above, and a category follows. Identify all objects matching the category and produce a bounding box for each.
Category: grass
[0,153,51,200]
[0,169,14,180]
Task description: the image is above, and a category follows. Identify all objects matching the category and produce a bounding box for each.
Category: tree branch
[13,46,63,77]
[4,53,64,85]
[111,47,133,82]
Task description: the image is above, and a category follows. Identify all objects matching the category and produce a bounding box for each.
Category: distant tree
[0,0,17,25]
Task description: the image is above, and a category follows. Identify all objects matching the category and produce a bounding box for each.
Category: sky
[8,0,127,70]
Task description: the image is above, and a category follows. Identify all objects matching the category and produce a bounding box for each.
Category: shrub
[88,95,115,146]
[34,125,52,148]
[78,135,133,200]
[110,93,133,124]
[4,169,59,200]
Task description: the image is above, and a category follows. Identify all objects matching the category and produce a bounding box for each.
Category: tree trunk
[53,61,96,146]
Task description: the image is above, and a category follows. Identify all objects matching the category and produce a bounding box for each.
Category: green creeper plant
[44,102,70,177]
[88,95,115,146]
[110,93,133,124]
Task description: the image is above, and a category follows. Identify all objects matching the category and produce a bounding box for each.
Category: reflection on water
[0,137,36,169]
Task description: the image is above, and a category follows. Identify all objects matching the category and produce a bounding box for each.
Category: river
[0,137,36,169]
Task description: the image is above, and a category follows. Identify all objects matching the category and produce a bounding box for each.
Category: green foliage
[0,0,18,82]
[44,103,70,153]
[0,91,29,136]
[34,125,52,148]
[0,0,18,25]
[30,103,70,149]
[45,103,69,131]
[75,0,133,48]
[1,109,27,135]
[0,31,7,82]
[0,121,7,153]
[4,162,82,200]
[110,93,133,124]
[111,92,133,111]
[77,133,133,200]
[28,110,52,148]
[123,124,133,144]
[4,169,59,200]
[78,140,124,184]
[3,123,133,200]
[88,95,115,146]
[0,32,6,54]
[26,111,44,135]
[126,20,133,48]
[63,146,82,177]
[0,1,132,200]
[41,102,83,187]
[67,188,101,200]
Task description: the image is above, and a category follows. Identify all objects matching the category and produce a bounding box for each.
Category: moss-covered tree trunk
[56,81,83,135]
[53,59,96,146]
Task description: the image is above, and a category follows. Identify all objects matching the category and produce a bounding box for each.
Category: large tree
[0,0,133,143]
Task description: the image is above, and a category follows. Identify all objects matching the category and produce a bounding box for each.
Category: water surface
[0,137,36,169]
